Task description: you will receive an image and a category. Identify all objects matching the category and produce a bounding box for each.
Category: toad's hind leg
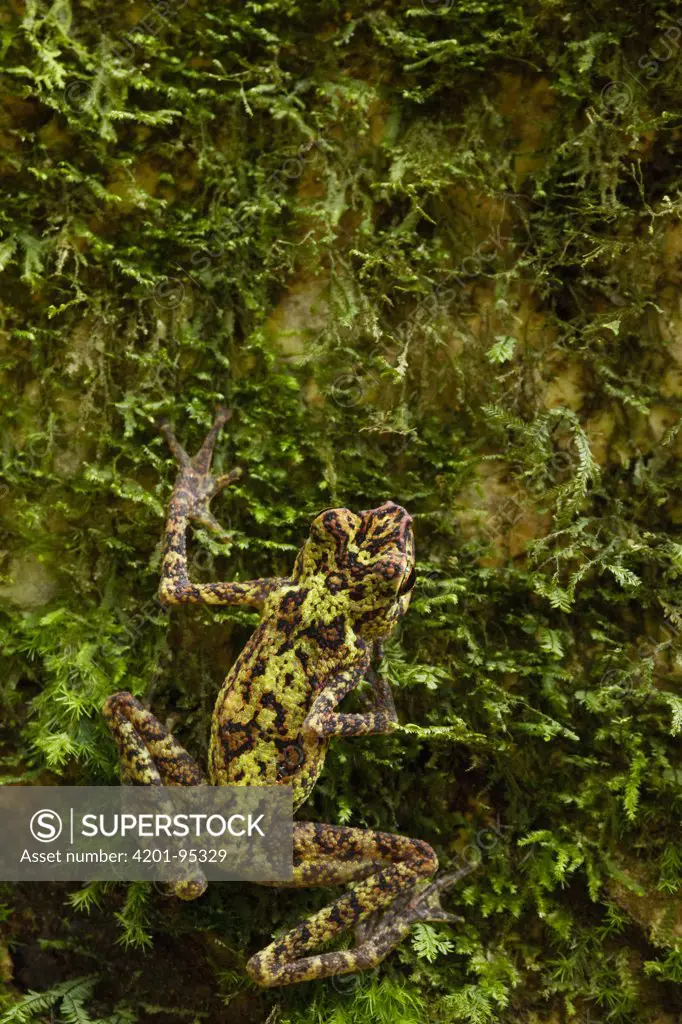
[247,822,470,987]
[103,692,208,900]
[103,692,208,787]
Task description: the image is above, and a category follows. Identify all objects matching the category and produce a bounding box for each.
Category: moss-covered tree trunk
[1,0,682,1021]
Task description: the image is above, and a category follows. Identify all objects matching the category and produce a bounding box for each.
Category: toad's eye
[310,511,335,541]
[398,566,416,595]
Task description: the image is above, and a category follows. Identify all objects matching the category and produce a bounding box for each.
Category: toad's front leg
[157,407,284,609]
[247,822,472,987]
[301,656,398,739]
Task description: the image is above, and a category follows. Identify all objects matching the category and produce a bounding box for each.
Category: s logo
[30,809,63,843]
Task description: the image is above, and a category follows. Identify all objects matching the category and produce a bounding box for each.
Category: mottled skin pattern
[103,409,470,986]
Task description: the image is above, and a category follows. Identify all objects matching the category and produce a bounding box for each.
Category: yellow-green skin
[208,503,415,806]
[104,409,466,987]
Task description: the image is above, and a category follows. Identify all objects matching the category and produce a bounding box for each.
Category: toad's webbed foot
[159,406,241,537]
[353,870,466,945]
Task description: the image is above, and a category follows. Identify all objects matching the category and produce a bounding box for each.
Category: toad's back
[208,584,362,808]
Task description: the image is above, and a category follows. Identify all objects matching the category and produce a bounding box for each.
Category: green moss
[1,0,682,1021]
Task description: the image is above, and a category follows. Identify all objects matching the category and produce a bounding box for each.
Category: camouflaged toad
[104,409,470,987]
